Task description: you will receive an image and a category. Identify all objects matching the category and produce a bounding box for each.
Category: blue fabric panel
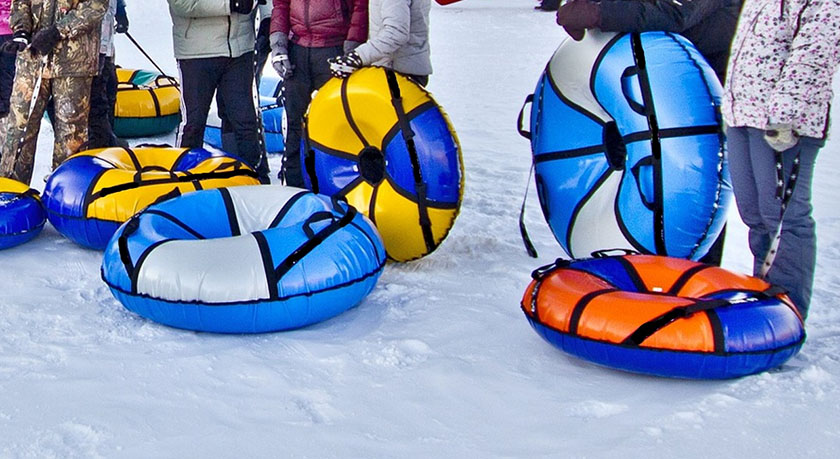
[569,257,641,292]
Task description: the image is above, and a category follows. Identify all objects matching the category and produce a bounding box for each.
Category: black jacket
[599,0,743,83]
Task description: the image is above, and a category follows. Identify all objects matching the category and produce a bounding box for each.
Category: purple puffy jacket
[271,0,368,48]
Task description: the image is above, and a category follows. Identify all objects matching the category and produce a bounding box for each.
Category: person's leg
[52,76,93,170]
[0,35,16,118]
[766,136,822,318]
[176,57,224,149]
[280,42,311,187]
[726,126,771,269]
[218,51,269,182]
[0,57,51,184]
[88,54,111,149]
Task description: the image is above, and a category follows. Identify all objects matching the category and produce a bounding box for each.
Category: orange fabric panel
[577,292,690,344]
[531,270,615,333]
[677,265,769,297]
[626,255,700,293]
[641,313,716,352]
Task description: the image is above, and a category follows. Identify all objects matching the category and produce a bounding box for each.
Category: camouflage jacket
[11,0,107,77]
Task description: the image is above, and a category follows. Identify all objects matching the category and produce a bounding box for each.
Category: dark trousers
[283,42,342,187]
[0,34,16,116]
[88,54,121,149]
[177,52,268,180]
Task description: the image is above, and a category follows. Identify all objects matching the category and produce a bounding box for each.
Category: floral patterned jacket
[722,0,840,138]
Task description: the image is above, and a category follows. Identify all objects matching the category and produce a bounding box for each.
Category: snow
[1,0,839,456]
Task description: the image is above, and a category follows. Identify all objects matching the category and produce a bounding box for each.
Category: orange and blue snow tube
[521,254,805,379]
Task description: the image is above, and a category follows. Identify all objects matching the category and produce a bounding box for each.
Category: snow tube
[522,31,731,260]
[522,254,805,379]
[204,74,286,154]
[42,146,260,250]
[113,68,181,138]
[101,186,386,333]
[0,177,46,250]
[303,67,464,262]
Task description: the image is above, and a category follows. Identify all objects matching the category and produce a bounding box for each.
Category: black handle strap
[517,94,534,140]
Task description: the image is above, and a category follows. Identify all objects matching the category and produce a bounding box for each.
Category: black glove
[115,8,129,34]
[1,31,30,54]
[556,0,601,41]
[30,26,61,56]
[230,0,254,14]
[327,51,363,79]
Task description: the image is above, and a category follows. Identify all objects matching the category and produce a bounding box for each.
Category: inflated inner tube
[0,177,46,250]
[101,185,386,333]
[43,146,260,249]
[114,68,181,138]
[522,254,805,379]
[523,31,731,260]
[303,67,464,262]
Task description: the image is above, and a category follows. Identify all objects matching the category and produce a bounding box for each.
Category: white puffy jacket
[355,0,431,76]
[167,0,256,60]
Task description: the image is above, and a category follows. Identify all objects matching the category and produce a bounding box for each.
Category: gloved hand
[764,123,798,152]
[1,31,30,54]
[343,40,362,54]
[556,0,601,41]
[229,0,254,14]
[270,32,293,78]
[115,7,129,34]
[30,26,61,56]
[328,51,363,79]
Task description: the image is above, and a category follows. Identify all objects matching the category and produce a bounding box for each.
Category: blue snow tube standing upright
[522,31,732,260]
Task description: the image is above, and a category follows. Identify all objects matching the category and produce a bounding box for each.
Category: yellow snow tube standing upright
[303,67,464,262]
[114,68,181,138]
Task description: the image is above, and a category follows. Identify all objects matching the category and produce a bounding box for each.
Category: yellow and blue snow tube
[303,67,464,262]
[42,146,260,249]
[0,177,46,250]
[114,68,181,138]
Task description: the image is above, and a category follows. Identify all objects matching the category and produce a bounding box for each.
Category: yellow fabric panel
[116,67,135,83]
[427,205,458,246]
[370,180,427,262]
[343,180,375,216]
[154,85,181,116]
[307,78,368,155]
[81,148,259,221]
[88,182,199,221]
[0,177,32,194]
[116,89,157,118]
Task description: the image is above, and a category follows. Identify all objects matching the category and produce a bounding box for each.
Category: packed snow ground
[1,1,839,457]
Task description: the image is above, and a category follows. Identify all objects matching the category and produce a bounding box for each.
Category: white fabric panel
[137,236,269,303]
[226,185,306,233]
[569,172,631,258]
[548,31,616,124]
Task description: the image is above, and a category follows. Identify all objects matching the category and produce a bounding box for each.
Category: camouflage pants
[0,56,91,185]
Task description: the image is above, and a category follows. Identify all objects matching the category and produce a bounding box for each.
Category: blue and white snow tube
[204,74,286,154]
[0,177,46,250]
[101,185,386,333]
[524,31,731,260]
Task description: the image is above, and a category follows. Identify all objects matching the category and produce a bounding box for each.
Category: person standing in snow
[0,0,17,120]
[87,0,128,149]
[721,0,840,320]
[269,0,368,187]
[0,0,107,185]
[167,0,270,183]
[555,0,742,266]
[328,0,432,87]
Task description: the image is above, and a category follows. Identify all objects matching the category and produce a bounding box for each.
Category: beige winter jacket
[167,0,256,60]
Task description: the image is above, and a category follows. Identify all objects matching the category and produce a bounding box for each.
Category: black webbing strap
[527,258,572,316]
[629,34,666,255]
[518,163,538,258]
[384,69,435,253]
[273,205,358,281]
[622,285,788,347]
[97,166,258,198]
[759,150,801,278]
[302,117,319,193]
[117,213,142,284]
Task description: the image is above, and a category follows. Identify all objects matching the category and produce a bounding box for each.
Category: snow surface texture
[1,1,839,457]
